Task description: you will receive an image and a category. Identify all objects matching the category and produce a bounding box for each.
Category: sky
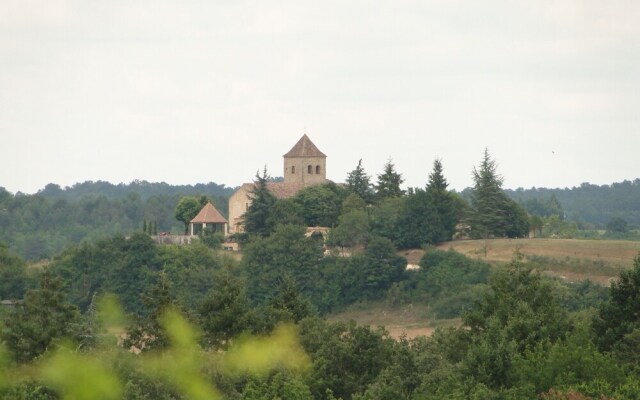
[1,0,639,194]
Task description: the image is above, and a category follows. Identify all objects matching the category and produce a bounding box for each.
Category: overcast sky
[1,0,638,194]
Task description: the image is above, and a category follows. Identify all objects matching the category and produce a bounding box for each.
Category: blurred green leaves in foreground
[0,294,310,400]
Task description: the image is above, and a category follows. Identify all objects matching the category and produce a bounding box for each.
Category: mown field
[330,238,640,339]
[435,238,640,285]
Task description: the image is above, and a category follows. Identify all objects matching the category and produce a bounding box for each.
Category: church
[228,134,329,234]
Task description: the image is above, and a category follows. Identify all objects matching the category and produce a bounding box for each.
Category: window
[307,165,312,174]
[316,165,321,174]
[292,166,295,174]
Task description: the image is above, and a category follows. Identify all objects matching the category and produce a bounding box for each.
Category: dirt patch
[541,270,615,286]
[327,303,438,340]
[385,326,434,339]
[400,249,425,265]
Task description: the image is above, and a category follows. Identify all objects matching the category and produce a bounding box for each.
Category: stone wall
[283,156,326,184]
[151,234,197,245]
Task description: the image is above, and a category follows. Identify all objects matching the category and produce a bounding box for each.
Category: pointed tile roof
[283,134,326,158]
[190,202,227,224]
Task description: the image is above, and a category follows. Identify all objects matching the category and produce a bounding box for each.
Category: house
[228,134,329,234]
[189,201,228,236]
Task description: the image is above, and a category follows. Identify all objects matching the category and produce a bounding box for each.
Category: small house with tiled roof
[189,202,228,236]
[228,134,328,234]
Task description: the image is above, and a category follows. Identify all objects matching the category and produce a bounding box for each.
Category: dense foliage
[0,181,232,260]
[506,179,640,229]
[2,236,639,399]
[2,153,640,398]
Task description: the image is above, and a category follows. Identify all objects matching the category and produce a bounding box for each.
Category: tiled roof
[190,202,228,224]
[266,181,317,198]
[241,181,324,199]
[283,134,326,158]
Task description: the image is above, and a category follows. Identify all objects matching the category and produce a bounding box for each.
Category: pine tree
[347,159,373,203]
[470,149,529,238]
[470,149,509,238]
[375,159,405,201]
[426,159,448,192]
[425,159,458,242]
[244,167,277,236]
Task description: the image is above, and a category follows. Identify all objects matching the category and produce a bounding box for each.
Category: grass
[357,238,640,337]
[436,238,640,285]
[327,301,446,339]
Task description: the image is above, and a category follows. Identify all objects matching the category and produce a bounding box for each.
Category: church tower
[283,134,327,184]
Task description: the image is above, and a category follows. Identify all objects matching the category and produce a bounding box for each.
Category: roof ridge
[190,202,227,223]
[283,134,326,158]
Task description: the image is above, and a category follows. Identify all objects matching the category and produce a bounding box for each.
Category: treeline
[242,151,530,253]
[35,180,234,202]
[0,181,233,260]
[504,179,640,229]
[1,230,637,398]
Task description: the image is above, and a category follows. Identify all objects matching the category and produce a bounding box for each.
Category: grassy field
[435,238,640,285]
[326,301,461,340]
[332,238,640,339]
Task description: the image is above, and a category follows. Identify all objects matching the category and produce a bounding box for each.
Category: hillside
[431,238,640,285]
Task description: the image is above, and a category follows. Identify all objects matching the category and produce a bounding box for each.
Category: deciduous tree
[174,196,202,234]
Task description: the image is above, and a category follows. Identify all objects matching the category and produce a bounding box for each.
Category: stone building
[228,134,328,234]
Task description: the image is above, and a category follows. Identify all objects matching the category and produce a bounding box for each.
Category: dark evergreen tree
[243,167,277,237]
[124,272,177,352]
[396,190,439,248]
[0,242,28,300]
[425,159,458,242]
[593,254,640,352]
[375,159,405,201]
[242,224,323,304]
[198,265,251,349]
[470,149,529,238]
[1,271,80,362]
[347,159,374,203]
[263,274,315,328]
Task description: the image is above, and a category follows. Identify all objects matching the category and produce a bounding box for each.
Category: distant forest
[1,177,639,261]
[0,181,234,260]
[505,179,640,228]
